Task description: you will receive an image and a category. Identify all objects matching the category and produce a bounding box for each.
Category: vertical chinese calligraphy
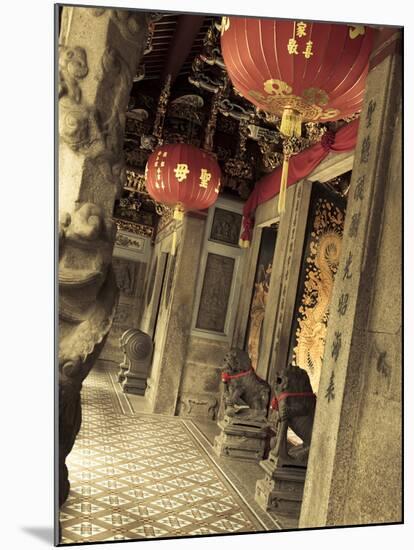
[331,331,342,362]
[325,371,335,402]
[287,21,314,59]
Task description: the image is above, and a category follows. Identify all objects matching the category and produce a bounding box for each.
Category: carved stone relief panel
[99,258,146,362]
[195,253,235,333]
[115,232,145,252]
[209,208,242,246]
[244,226,278,370]
[288,183,347,392]
[112,258,137,296]
[177,394,219,421]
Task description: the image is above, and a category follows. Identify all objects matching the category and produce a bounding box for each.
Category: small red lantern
[221,17,374,211]
[146,143,221,220]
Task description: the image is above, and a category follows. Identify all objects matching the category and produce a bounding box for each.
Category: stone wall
[176,337,227,421]
[99,229,151,366]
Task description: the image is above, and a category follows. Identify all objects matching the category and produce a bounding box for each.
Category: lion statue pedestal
[213,349,271,461]
[255,364,316,521]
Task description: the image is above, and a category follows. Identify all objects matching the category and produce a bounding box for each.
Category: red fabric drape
[239,119,360,246]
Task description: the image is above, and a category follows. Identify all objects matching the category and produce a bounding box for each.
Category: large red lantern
[146,143,221,220]
[221,17,374,210]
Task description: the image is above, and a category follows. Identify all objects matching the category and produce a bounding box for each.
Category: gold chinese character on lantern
[199,168,212,188]
[349,25,365,39]
[221,16,230,35]
[287,37,299,55]
[303,40,314,59]
[296,21,307,38]
[174,163,190,182]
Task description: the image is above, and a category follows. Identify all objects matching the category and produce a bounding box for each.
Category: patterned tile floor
[60,366,264,544]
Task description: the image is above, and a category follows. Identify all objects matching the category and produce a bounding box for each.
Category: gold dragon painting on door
[289,182,347,392]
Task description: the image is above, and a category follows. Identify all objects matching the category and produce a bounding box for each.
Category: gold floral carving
[263,79,292,97]
[292,198,345,392]
[249,79,340,121]
[114,219,153,238]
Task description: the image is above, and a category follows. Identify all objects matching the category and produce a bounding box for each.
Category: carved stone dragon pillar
[57,6,149,507]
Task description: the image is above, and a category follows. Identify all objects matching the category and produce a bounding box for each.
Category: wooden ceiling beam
[160,14,206,85]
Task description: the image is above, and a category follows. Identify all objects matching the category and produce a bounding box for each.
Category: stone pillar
[299,30,402,528]
[58,6,149,508]
[151,213,206,415]
[257,181,312,384]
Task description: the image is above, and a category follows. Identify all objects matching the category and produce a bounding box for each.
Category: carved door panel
[244,225,278,370]
[288,182,347,392]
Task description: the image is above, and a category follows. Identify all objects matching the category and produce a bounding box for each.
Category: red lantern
[146,143,221,220]
[221,17,374,210]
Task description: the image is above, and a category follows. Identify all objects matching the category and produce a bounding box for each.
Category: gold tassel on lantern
[278,107,302,215]
[171,204,185,256]
[173,204,184,221]
[280,107,302,139]
[279,153,290,214]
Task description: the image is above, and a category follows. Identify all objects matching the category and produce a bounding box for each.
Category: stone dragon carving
[59,45,88,103]
[57,5,150,517]
[58,203,118,506]
[220,348,270,419]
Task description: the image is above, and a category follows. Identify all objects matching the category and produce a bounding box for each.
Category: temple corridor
[60,363,289,544]
[56,6,402,543]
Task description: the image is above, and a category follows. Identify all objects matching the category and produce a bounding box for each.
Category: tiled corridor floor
[60,365,281,544]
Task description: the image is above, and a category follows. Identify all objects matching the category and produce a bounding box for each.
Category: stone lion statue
[270,364,316,465]
[220,348,270,419]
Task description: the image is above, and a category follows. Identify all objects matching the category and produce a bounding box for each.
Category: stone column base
[213,415,269,461]
[255,456,306,518]
[121,372,147,395]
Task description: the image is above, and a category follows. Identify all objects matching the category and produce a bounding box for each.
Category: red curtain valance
[239,119,360,246]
